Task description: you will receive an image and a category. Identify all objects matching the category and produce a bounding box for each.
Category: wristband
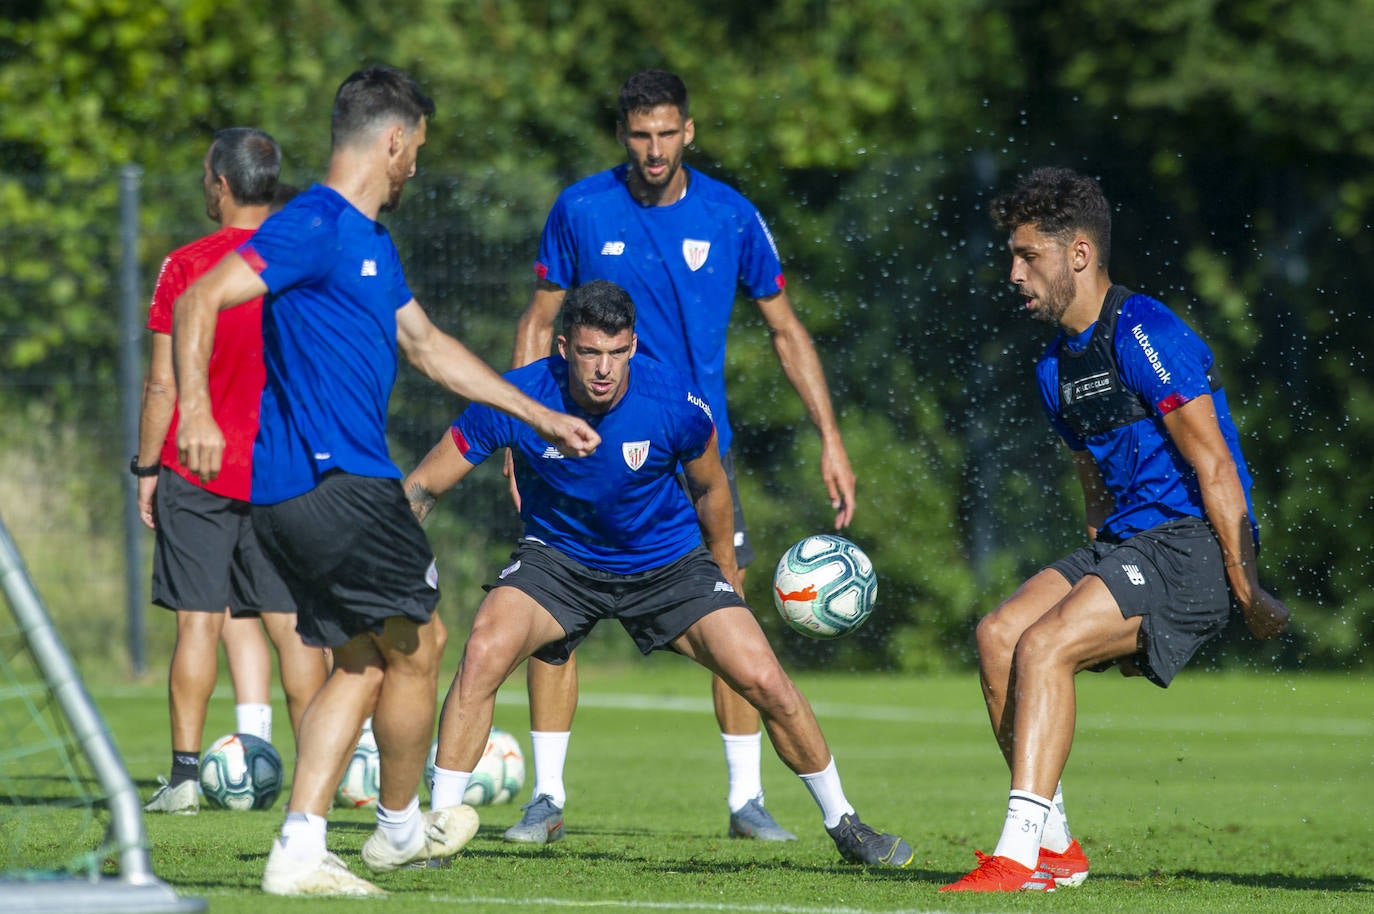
[1223,559,1246,568]
[130,457,161,478]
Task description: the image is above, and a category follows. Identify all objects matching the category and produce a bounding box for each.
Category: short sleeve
[1114,297,1215,417]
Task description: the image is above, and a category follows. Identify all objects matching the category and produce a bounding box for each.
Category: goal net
[0,516,202,913]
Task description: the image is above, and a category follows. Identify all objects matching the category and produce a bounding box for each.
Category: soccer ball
[772,534,878,639]
[424,728,525,807]
[336,728,381,809]
[200,733,282,811]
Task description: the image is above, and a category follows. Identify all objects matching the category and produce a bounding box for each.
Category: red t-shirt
[146,226,264,500]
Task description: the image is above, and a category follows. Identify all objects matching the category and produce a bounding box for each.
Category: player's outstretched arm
[403,431,477,523]
[755,290,856,529]
[1163,395,1290,639]
[171,252,268,482]
[397,301,600,458]
[682,435,741,590]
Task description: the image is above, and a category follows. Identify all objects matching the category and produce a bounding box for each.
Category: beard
[1030,262,1076,325]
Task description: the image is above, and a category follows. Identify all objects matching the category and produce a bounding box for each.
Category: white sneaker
[361,804,480,873]
[144,777,199,814]
[261,840,385,896]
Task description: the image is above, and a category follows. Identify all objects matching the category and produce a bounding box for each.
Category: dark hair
[270,182,300,212]
[990,167,1112,268]
[617,69,689,125]
[561,280,636,336]
[209,127,280,206]
[331,64,435,149]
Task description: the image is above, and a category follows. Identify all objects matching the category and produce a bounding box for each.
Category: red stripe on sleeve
[239,244,268,274]
[1156,392,1192,415]
[450,426,471,456]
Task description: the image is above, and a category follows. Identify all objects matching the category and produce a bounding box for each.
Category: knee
[739,663,802,717]
[1011,621,1072,674]
[975,606,1022,664]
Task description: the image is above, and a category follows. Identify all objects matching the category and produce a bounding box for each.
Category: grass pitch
[100,657,1371,913]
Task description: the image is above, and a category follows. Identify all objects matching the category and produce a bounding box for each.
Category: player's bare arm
[513,280,567,368]
[396,301,600,458]
[135,331,177,528]
[171,252,267,481]
[504,280,569,506]
[682,435,742,588]
[1162,395,1290,639]
[404,431,476,523]
[755,289,856,529]
[1068,447,1113,539]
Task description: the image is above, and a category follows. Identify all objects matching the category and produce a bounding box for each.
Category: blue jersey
[238,184,414,504]
[452,355,717,573]
[1036,291,1257,542]
[534,163,784,454]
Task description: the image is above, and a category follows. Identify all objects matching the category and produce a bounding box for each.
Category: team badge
[682,239,710,272]
[622,440,650,471]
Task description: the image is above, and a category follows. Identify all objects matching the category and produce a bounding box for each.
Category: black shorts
[1048,516,1232,688]
[151,468,294,616]
[250,473,440,648]
[676,448,754,568]
[487,540,745,665]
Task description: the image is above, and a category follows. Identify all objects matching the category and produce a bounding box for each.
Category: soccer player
[172,65,600,896]
[408,280,911,869]
[506,68,856,844]
[135,128,328,815]
[941,167,1290,892]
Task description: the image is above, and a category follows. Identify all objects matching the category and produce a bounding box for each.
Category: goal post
[0,516,203,913]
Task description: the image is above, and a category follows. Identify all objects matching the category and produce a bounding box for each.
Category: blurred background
[1,0,1368,678]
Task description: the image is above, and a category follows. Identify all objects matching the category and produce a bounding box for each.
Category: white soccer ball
[336,728,381,809]
[200,733,282,811]
[772,534,878,639]
[424,728,525,807]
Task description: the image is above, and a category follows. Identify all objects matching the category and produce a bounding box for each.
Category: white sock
[236,703,272,744]
[376,796,423,852]
[529,731,570,808]
[992,789,1052,869]
[278,811,327,861]
[430,766,472,810]
[798,757,854,829]
[722,731,764,812]
[1040,781,1072,853]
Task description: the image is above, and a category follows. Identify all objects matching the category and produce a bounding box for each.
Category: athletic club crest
[622,439,650,471]
[682,239,710,272]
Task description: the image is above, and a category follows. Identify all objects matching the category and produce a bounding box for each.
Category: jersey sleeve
[676,383,719,462]
[533,193,577,289]
[146,254,186,334]
[450,402,514,467]
[738,206,786,300]
[1114,297,1215,417]
[237,206,334,294]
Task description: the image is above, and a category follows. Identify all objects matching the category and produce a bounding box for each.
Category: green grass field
[75,658,1374,912]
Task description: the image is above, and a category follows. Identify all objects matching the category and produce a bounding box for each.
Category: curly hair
[617,70,689,124]
[990,167,1112,267]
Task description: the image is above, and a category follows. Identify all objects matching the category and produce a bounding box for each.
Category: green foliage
[2,0,1371,671]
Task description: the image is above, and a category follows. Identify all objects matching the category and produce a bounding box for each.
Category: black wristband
[130,457,160,478]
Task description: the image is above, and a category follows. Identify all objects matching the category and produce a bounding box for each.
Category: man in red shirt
[134,127,328,814]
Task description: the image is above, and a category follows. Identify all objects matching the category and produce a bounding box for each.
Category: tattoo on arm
[405,480,436,523]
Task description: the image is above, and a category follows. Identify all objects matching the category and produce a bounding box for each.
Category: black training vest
[1057,285,1220,439]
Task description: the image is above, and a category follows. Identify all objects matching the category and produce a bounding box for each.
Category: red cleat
[940,851,1044,893]
[1036,839,1090,888]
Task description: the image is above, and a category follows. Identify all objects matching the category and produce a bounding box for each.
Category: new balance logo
[1122,563,1146,586]
[541,446,565,460]
[600,241,625,256]
[714,581,736,593]
[361,259,378,276]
